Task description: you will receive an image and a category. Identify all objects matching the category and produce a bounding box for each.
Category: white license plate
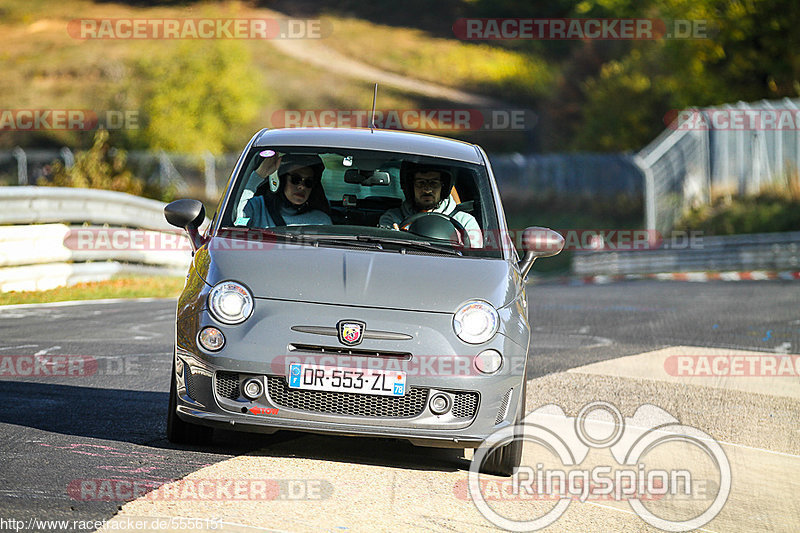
[287,363,406,397]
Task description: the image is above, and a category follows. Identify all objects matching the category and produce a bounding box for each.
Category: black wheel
[167,360,213,445]
[480,378,526,476]
[399,212,471,247]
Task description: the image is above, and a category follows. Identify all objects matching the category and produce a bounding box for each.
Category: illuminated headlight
[208,281,253,325]
[453,300,499,344]
[474,349,503,374]
[198,327,225,351]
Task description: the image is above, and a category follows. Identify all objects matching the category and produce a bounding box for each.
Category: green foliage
[38,129,174,201]
[126,40,264,154]
[546,0,798,151]
[503,190,644,275]
[675,176,800,234]
[39,129,142,194]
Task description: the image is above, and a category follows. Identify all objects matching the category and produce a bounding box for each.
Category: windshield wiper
[355,235,462,256]
[292,234,385,250]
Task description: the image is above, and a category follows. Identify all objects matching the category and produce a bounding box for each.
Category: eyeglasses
[413,179,442,190]
[286,173,315,188]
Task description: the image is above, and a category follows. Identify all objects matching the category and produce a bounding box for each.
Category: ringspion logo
[469,402,731,531]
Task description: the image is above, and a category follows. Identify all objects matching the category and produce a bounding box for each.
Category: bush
[675,176,800,235]
[38,129,174,201]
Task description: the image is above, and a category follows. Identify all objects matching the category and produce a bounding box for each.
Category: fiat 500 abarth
[164,127,563,475]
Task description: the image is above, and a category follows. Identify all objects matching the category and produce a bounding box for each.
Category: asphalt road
[0,281,798,532]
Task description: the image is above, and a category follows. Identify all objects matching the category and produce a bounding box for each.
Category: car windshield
[218,146,504,258]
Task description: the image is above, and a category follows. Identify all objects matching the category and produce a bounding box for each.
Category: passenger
[379,162,483,247]
[242,153,332,228]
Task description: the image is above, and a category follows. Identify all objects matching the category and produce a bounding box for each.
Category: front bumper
[174,298,529,448]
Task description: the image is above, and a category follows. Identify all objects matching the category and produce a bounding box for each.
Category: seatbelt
[264,194,288,227]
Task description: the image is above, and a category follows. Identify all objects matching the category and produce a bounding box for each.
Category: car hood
[193,236,519,313]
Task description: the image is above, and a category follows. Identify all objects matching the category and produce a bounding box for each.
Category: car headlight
[208,281,253,325]
[453,300,499,344]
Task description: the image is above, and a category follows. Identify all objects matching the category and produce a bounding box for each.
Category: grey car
[164,127,563,475]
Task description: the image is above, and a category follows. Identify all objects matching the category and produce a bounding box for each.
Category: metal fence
[0,148,239,201]
[5,97,798,232]
[636,98,800,234]
[2,147,644,201]
[487,153,642,196]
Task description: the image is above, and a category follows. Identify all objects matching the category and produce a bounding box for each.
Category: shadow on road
[0,380,468,473]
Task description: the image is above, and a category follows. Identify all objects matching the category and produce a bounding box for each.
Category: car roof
[254,128,483,164]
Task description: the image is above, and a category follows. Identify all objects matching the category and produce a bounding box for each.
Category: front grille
[184,367,198,401]
[452,391,480,419]
[267,375,428,417]
[495,388,513,424]
[289,344,411,359]
[216,371,240,400]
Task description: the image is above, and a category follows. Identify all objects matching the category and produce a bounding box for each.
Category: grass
[318,16,555,105]
[0,276,185,306]
[0,0,428,150]
[0,0,549,153]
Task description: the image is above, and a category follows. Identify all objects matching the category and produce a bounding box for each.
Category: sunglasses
[286,173,316,188]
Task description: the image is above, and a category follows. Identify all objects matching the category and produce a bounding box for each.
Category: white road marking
[0,345,38,351]
[0,297,173,310]
[33,346,61,356]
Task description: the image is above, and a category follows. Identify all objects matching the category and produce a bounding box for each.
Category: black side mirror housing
[164,199,207,252]
[518,226,565,279]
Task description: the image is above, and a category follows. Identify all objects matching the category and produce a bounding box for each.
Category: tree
[128,40,264,154]
[40,129,143,195]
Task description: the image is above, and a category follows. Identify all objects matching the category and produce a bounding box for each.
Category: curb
[532,270,800,286]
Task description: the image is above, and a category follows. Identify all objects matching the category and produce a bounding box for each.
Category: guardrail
[0,186,176,231]
[573,231,800,276]
[0,187,195,292]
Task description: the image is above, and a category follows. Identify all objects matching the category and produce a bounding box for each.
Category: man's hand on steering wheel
[397,211,471,248]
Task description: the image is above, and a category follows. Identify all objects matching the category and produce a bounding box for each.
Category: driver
[379,162,483,247]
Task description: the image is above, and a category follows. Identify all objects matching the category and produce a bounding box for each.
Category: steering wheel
[399,212,471,248]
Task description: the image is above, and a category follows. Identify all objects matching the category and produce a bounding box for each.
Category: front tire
[479,378,526,476]
[167,360,213,445]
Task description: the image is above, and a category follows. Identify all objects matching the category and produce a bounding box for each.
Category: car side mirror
[164,199,207,252]
[518,226,564,279]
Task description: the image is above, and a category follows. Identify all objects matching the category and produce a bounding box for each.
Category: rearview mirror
[344,169,391,185]
[518,226,565,279]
